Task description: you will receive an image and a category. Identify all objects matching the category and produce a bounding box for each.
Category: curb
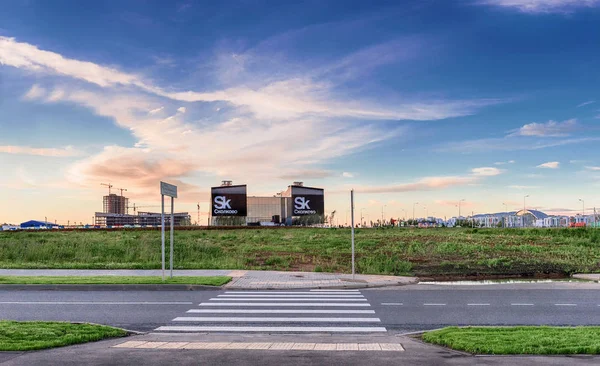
[225,280,419,290]
[0,284,224,291]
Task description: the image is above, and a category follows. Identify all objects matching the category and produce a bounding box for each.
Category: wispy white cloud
[585,166,600,171]
[3,34,505,201]
[440,136,600,153]
[509,185,541,189]
[435,200,476,208]
[479,0,600,14]
[471,167,503,176]
[148,106,164,115]
[537,161,560,169]
[1,36,503,122]
[577,100,595,108]
[22,84,45,100]
[342,172,354,178]
[352,166,503,194]
[0,145,80,157]
[509,119,578,137]
[494,160,515,165]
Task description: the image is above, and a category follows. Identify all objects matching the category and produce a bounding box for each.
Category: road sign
[160,182,178,198]
[160,182,178,281]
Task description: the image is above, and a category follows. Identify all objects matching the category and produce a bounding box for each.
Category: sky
[1,0,599,225]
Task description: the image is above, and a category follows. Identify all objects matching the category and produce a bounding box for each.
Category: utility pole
[197,203,200,226]
[579,199,585,220]
[502,202,507,228]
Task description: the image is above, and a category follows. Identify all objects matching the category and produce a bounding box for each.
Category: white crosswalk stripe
[154,290,386,334]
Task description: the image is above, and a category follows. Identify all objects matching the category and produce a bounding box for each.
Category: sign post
[351,189,355,279]
[160,181,178,281]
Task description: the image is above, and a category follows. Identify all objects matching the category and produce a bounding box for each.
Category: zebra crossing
[154,289,387,333]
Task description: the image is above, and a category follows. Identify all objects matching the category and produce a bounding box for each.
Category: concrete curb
[225,279,420,290]
[0,284,224,291]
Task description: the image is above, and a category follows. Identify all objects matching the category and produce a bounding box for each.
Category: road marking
[381,303,403,306]
[555,304,577,306]
[210,298,368,302]
[423,303,446,306]
[0,301,193,305]
[199,303,371,307]
[114,341,404,351]
[172,317,381,323]
[225,291,359,294]
[467,304,490,306]
[511,304,534,306]
[218,295,365,298]
[154,326,387,332]
[310,290,360,292]
[187,309,376,314]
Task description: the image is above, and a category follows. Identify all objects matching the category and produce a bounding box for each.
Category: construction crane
[100,183,113,195]
[114,187,127,196]
[127,203,160,214]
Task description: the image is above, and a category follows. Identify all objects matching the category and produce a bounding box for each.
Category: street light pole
[360,208,365,227]
[523,194,529,228]
[502,203,507,228]
[413,202,419,222]
[458,198,465,218]
[579,199,585,218]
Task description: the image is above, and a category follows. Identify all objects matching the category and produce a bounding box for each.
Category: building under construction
[94,186,190,227]
[103,194,128,215]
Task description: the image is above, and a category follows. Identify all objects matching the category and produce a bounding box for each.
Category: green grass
[0,321,127,351]
[0,276,231,286]
[1,227,599,277]
[422,326,600,355]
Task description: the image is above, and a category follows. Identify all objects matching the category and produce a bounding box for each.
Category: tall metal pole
[523,194,529,228]
[351,190,355,279]
[170,197,174,278]
[161,194,165,282]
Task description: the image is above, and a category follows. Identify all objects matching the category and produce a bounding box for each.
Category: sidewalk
[572,273,600,282]
[0,269,418,289]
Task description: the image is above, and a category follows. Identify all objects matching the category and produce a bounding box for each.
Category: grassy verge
[0,276,231,286]
[422,326,600,355]
[1,227,599,277]
[0,321,127,351]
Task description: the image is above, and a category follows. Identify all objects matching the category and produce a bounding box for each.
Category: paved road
[2,283,600,333]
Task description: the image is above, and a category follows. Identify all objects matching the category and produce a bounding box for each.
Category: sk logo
[294,197,311,210]
[214,196,232,209]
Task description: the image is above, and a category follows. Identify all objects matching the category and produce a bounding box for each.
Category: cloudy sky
[1,0,599,224]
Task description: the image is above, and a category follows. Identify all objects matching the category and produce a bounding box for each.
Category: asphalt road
[2,283,600,333]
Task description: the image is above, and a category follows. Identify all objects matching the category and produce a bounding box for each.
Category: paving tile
[223,343,251,349]
[312,344,337,351]
[245,343,273,350]
[112,341,148,348]
[182,343,217,350]
[336,343,359,351]
[269,343,295,350]
[291,343,316,350]
[135,342,168,349]
[379,344,405,351]
[156,342,189,349]
[358,344,382,351]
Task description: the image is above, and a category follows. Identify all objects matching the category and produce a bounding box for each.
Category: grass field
[0,321,127,351]
[422,326,600,355]
[0,276,231,286]
[1,227,599,278]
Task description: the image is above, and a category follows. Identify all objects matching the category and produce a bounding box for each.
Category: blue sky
[1,0,599,224]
